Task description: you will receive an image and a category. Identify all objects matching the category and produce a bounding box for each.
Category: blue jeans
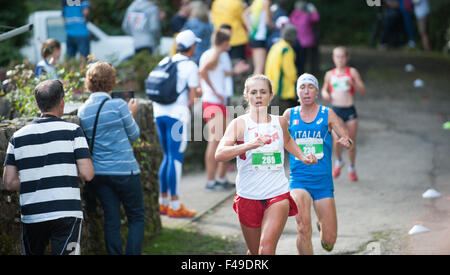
[92,174,145,255]
[67,35,90,58]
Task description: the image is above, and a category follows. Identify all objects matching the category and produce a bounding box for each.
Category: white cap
[176,30,201,50]
[296,73,319,91]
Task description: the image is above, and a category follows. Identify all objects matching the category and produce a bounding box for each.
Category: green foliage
[89,0,132,35]
[3,50,162,119]
[132,138,152,171]
[3,0,449,69]
[116,50,163,95]
[3,59,89,117]
[428,0,450,51]
[292,0,450,50]
[302,0,376,45]
[4,63,39,117]
[0,1,30,66]
[143,226,237,255]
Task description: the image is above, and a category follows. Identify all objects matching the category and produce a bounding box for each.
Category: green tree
[0,1,30,66]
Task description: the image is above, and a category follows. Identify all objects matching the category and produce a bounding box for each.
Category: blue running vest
[289,105,333,186]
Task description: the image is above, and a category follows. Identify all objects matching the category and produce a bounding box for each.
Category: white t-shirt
[235,114,289,200]
[35,59,58,79]
[200,50,233,104]
[152,53,199,123]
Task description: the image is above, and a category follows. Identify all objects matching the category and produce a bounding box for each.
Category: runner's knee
[296,221,312,239]
[258,241,276,255]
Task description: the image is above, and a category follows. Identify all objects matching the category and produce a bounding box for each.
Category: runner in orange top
[321,46,367,182]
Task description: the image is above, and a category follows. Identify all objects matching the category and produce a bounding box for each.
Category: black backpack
[145,57,187,104]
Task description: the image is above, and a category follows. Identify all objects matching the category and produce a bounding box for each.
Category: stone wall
[0,99,162,254]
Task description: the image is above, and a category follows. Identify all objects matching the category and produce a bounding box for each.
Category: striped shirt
[4,117,91,223]
[77,92,141,175]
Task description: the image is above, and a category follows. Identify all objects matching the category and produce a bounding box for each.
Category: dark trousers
[67,35,90,58]
[22,217,82,255]
[92,174,145,255]
[381,9,404,47]
[302,46,320,76]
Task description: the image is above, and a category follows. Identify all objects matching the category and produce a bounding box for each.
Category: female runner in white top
[215,74,317,255]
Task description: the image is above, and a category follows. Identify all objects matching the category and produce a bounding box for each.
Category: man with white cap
[283,73,353,254]
[153,29,201,218]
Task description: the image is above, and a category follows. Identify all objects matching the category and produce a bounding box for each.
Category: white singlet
[200,50,233,104]
[235,114,289,200]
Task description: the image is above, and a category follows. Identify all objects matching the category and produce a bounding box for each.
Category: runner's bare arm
[188,87,200,107]
[328,109,353,149]
[282,108,291,125]
[242,7,251,32]
[321,71,331,101]
[263,0,275,29]
[279,116,317,165]
[350,67,367,95]
[215,118,268,162]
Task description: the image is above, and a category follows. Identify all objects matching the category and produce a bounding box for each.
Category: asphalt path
[160,48,450,255]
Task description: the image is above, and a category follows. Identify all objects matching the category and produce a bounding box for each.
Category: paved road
[160,96,450,255]
[159,49,450,255]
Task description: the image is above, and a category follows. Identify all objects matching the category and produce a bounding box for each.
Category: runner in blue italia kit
[283,73,353,254]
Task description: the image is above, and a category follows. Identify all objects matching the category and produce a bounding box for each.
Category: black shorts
[332,106,358,122]
[22,217,82,255]
[249,39,267,48]
[229,45,246,60]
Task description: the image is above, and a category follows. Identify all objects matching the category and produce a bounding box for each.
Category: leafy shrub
[115,51,163,95]
[0,2,29,67]
[2,58,89,118]
[2,51,163,118]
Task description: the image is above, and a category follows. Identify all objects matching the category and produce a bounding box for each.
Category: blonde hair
[244,74,273,95]
[84,61,118,93]
[333,46,349,57]
[190,1,209,22]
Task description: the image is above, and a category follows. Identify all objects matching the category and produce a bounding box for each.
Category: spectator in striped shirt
[3,79,94,255]
[77,61,145,255]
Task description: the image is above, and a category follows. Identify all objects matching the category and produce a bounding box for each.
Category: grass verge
[143,226,239,255]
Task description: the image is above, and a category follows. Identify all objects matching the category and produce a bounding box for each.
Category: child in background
[321,46,367,182]
[35,39,61,79]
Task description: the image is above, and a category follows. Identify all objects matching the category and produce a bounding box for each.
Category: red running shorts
[232,192,298,228]
[202,102,227,123]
